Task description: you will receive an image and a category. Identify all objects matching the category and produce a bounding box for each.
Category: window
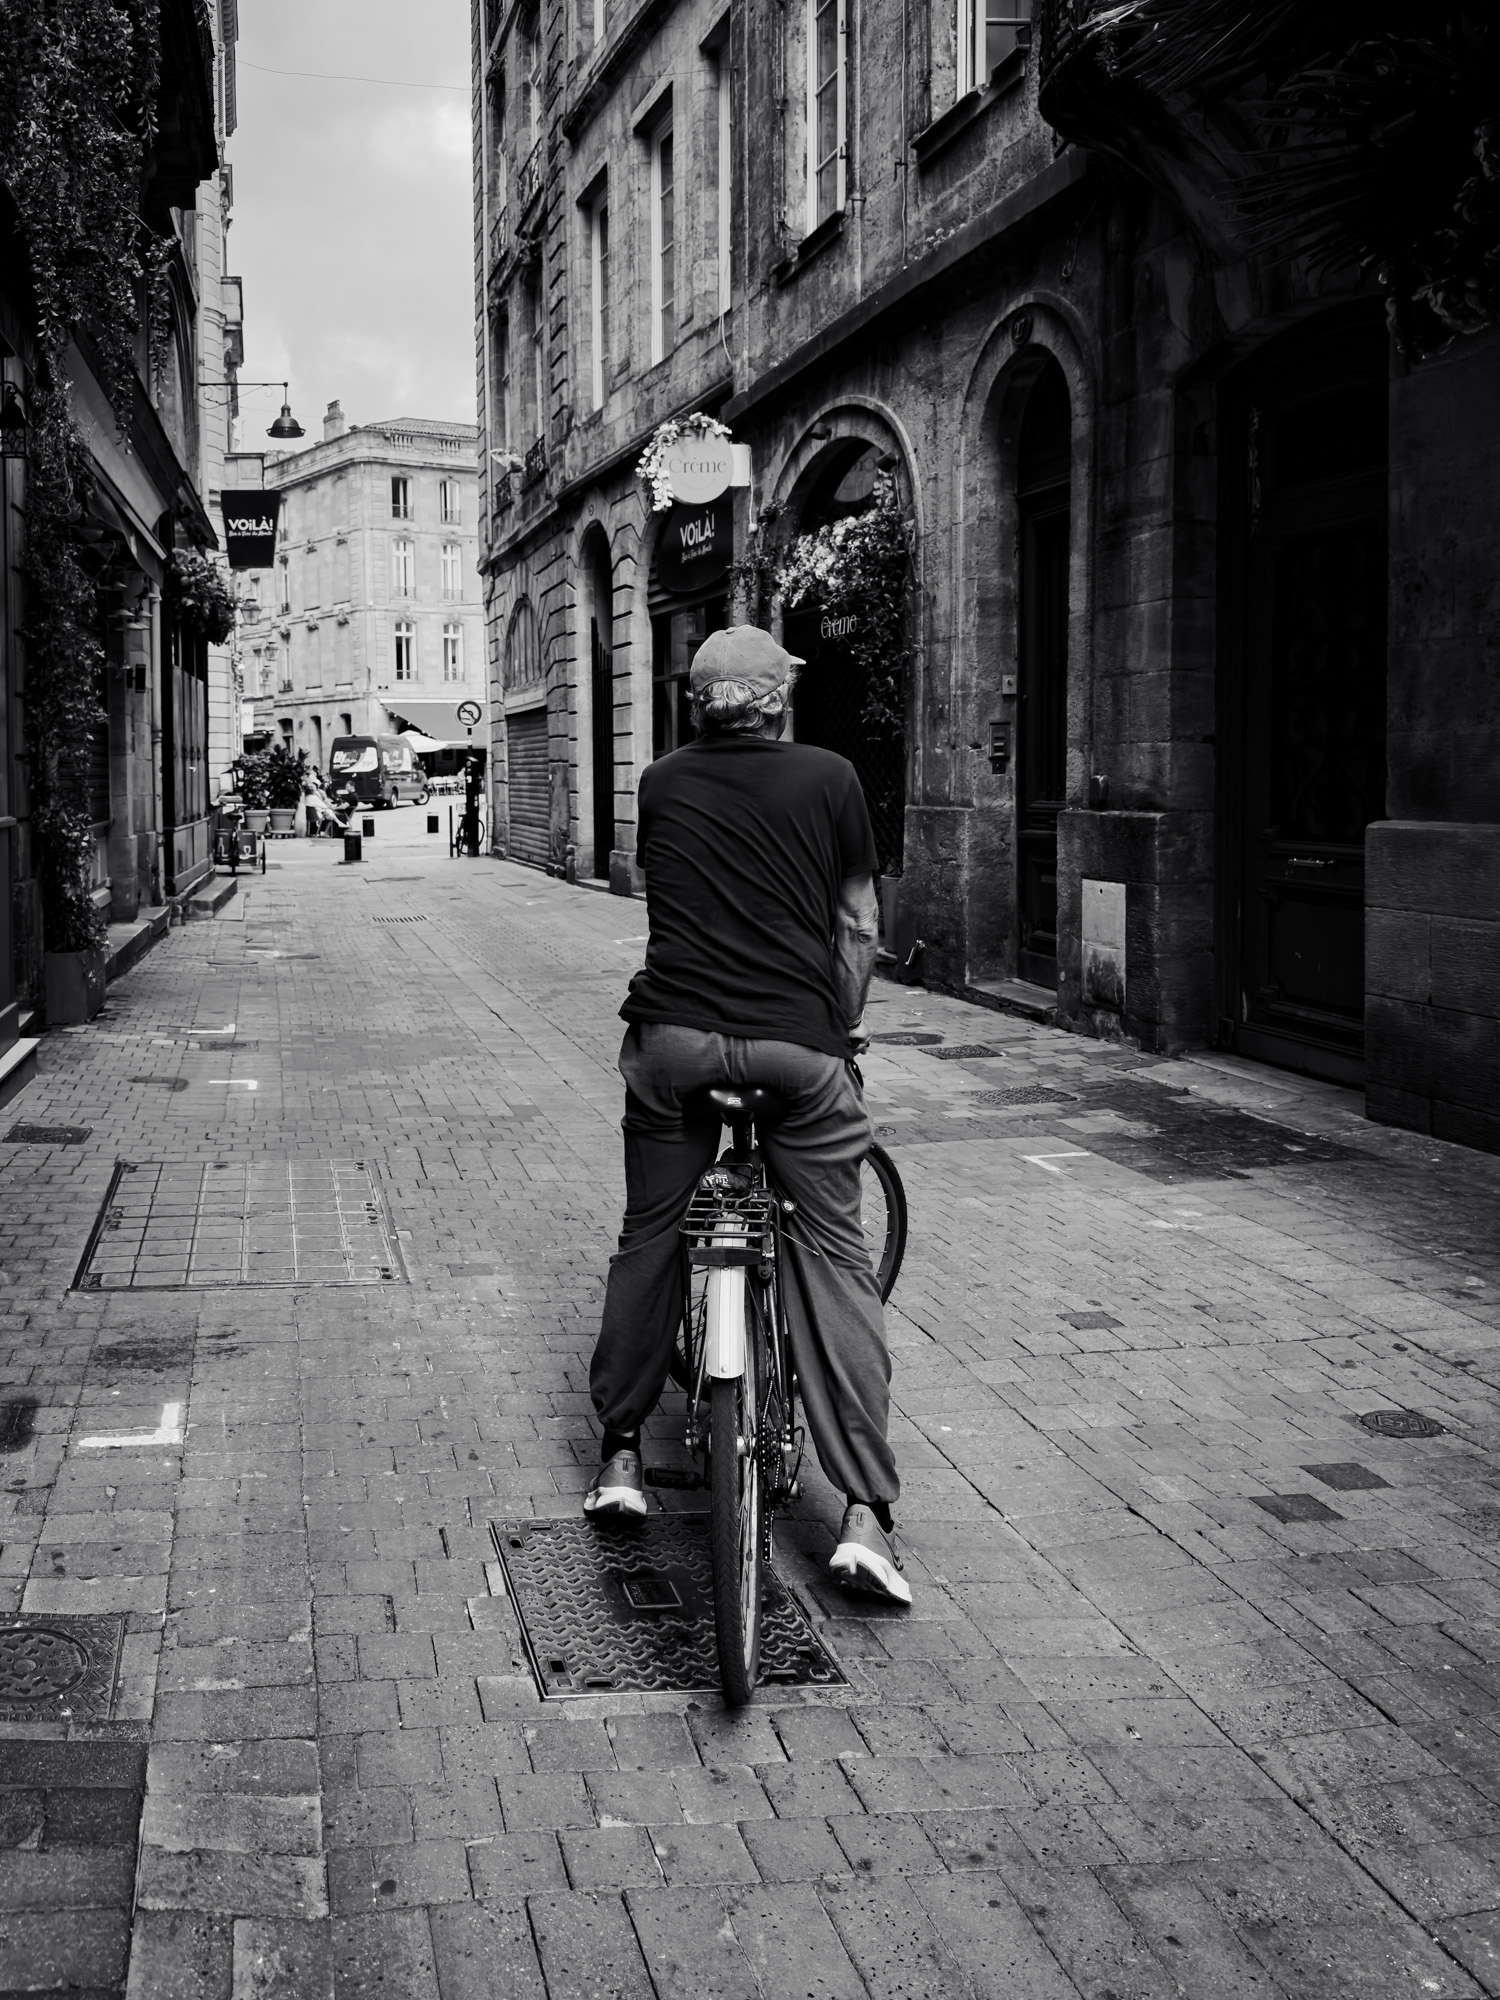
[440,478,461,524]
[492,70,508,212]
[392,538,414,596]
[340,711,353,734]
[442,543,462,599]
[394,620,415,681]
[278,554,290,613]
[495,314,511,450]
[529,275,545,439]
[958,0,1031,95]
[650,119,674,365]
[589,191,610,409]
[443,623,465,682]
[506,597,541,689]
[715,55,732,316]
[391,475,412,519]
[521,10,541,143]
[807,0,845,233]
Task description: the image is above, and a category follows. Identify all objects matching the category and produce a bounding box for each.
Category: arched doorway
[783,442,907,874]
[1220,311,1388,1084]
[584,535,614,878]
[1015,363,1071,988]
[504,597,548,866]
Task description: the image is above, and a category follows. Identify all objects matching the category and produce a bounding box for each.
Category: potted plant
[266,743,310,832]
[42,877,107,1026]
[166,549,237,643]
[235,752,272,832]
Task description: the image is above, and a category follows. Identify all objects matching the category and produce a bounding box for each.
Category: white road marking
[79,1402,184,1449]
[1022,1151,1091,1175]
[207,1080,258,1089]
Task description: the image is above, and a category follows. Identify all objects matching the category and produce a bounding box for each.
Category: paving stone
[739,1814,852,1883]
[526,1890,654,2000]
[758,1756,864,1818]
[126,1909,234,2000]
[649,1820,761,1886]
[465,1830,568,1902]
[817,1873,980,2000]
[327,1842,471,1915]
[828,1811,947,1877]
[909,1872,1082,1998]
[137,1848,330,1919]
[230,1916,334,2000]
[328,1911,440,1998]
[627,1884,760,1997]
[725,1883,867,1998]
[427,1903,545,2000]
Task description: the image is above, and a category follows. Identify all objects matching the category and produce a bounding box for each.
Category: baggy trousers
[590,1022,899,1508]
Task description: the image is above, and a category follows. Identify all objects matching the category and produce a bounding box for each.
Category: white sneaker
[830,1504,912,1606]
[583,1450,647,1517]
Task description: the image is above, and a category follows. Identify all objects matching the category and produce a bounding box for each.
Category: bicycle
[658,1085,906,1705]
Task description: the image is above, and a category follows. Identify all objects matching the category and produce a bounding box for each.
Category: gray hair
[690,666,800,735]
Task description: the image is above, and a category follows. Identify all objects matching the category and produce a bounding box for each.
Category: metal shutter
[506,708,550,866]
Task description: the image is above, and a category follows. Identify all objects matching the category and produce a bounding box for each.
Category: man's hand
[834,874,880,1036]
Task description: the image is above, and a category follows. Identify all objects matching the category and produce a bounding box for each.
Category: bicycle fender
[704,1268,747,1378]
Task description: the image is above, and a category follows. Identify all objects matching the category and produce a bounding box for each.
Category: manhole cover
[372,915,428,923]
[491,1515,845,1699]
[5,1124,91,1144]
[869,1033,943,1046]
[1250,1492,1344,1525]
[1302,1461,1390,1491]
[925,1044,1005,1060]
[1359,1409,1445,1439]
[969,1085,1079,1108]
[73,1158,409,1291]
[0,1615,123,1722]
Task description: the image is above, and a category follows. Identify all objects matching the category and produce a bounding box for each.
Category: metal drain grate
[73,1158,408,1291]
[969,1084,1079,1108]
[925,1044,1005,1060]
[5,1123,91,1144]
[0,1615,123,1723]
[1359,1409,1446,1440]
[491,1515,845,1699]
[1250,1492,1344,1525]
[371,915,428,924]
[869,1033,943,1046]
[1302,1461,1390,1492]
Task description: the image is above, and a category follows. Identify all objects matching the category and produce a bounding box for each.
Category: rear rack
[681,1182,778,1268]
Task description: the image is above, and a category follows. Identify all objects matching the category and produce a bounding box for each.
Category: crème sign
[663,435,734,504]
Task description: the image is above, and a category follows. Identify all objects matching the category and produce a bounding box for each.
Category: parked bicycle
[212,799,266,876]
[656,1083,906,1704]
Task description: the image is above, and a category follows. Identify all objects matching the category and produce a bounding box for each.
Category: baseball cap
[688,625,804,697]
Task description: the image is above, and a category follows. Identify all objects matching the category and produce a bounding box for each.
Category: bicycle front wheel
[861,1140,908,1302]
[709,1297,763,1706]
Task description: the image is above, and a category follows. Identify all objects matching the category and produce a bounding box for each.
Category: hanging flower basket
[636,412,732,513]
[167,549,237,643]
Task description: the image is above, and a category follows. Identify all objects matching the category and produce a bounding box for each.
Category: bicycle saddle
[692,1085,787,1128]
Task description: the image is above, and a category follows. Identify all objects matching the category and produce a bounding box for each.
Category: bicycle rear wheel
[709,1283,763,1706]
[861,1141,908,1302]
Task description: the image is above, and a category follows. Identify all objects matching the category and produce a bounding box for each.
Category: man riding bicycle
[585,624,910,1607]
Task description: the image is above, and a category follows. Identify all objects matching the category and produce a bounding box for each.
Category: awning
[382,698,487,739]
[400,728,447,753]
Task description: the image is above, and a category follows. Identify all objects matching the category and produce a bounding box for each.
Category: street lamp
[200,378,307,439]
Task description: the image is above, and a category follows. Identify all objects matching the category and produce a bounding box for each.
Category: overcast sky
[227,0,476,441]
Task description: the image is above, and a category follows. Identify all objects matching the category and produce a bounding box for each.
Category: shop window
[651,598,726,757]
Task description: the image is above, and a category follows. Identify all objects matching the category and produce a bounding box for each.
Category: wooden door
[1225,331,1387,1084]
[590,617,613,879]
[1015,364,1071,988]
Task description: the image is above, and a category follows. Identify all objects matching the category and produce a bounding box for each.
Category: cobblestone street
[4,817,1500,1998]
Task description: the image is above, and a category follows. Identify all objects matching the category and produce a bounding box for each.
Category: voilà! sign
[220,490,282,570]
[657,495,733,596]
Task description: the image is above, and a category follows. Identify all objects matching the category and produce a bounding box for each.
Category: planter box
[244,809,270,833]
[44,948,106,1026]
[269,808,297,832]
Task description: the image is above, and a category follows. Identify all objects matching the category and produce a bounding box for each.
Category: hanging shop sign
[661,431,735,505]
[656,495,733,596]
[220,490,282,570]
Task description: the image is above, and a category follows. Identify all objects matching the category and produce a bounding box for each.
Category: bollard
[361,816,375,839]
[343,833,363,864]
[427,814,439,835]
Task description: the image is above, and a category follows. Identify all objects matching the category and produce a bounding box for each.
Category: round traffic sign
[455,700,482,727]
[662,433,734,505]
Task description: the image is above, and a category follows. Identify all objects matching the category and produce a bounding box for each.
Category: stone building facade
[3,0,243,1076]
[236,408,484,765]
[471,0,1500,1152]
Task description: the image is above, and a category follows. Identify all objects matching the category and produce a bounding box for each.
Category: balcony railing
[494,472,515,514]
[516,139,542,217]
[522,436,547,488]
[488,204,509,270]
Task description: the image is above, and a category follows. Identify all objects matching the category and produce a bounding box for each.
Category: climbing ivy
[0,0,167,956]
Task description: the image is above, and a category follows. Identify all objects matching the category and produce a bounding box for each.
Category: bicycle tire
[861,1140,908,1302]
[709,1290,763,1706]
